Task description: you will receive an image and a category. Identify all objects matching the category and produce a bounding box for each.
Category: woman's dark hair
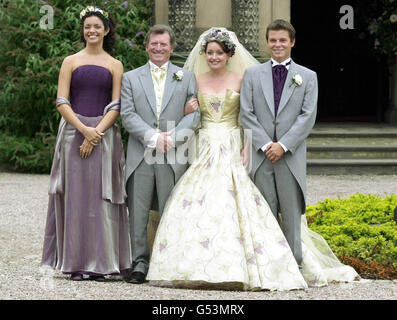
[80,11,116,55]
[204,40,231,55]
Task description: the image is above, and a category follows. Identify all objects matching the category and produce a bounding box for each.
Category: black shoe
[70,273,83,281]
[125,271,145,284]
[89,275,106,282]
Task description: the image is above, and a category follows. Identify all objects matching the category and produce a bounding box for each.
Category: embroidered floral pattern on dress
[254,244,264,254]
[183,200,192,209]
[255,195,261,206]
[200,239,210,249]
[210,101,221,112]
[247,256,256,265]
[159,242,167,252]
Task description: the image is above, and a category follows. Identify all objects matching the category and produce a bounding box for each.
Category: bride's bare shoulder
[228,71,243,82]
[227,71,243,90]
[196,72,210,85]
[196,72,210,80]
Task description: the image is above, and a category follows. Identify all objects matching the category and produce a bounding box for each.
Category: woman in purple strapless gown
[41,7,131,281]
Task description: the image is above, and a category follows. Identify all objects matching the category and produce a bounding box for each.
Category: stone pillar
[232,0,260,53]
[168,0,197,53]
[272,0,290,21]
[154,0,168,25]
[385,57,397,125]
[196,0,232,34]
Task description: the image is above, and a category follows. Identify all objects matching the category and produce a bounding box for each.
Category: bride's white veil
[183,27,260,75]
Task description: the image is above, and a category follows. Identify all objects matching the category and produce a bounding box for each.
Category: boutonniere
[173,70,184,81]
[290,74,303,87]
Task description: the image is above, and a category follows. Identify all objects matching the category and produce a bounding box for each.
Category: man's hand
[156,131,174,153]
[184,97,199,115]
[265,142,285,163]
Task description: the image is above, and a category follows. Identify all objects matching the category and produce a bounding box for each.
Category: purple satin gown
[41,65,131,276]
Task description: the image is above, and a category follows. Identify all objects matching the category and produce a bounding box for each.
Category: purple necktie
[272,64,288,141]
[272,65,288,115]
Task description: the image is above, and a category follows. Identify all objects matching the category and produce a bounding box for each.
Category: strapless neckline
[69,64,113,117]
[199,88,240,96]
[72,64,112,75]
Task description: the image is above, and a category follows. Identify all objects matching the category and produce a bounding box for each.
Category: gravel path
[0,172,396,300]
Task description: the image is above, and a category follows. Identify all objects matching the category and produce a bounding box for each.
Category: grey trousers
[254,156,303,265]
[126,159,175,275]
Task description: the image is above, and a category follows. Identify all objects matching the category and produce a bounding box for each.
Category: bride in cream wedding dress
[146,28,359,291]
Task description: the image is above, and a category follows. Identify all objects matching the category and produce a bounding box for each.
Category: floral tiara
[80,6,109,20]
[200,29,236,56]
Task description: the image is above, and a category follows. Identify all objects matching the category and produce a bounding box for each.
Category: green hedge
[306,193,397,279]
[0,0,153,173]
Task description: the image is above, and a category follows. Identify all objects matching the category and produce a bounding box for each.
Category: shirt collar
[271,58,291,70]
[149,60,169,70]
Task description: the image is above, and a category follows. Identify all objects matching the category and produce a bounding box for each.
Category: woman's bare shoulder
[109,56,124,73]
[196,72,210,86]
[196,72,210,81]
[229,71,243,82]
[62,53,79,65]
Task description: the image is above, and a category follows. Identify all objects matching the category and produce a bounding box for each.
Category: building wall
[154,0,291,57]
[196,0,232,30]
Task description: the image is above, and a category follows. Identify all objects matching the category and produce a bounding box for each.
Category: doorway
[290,0,389,122]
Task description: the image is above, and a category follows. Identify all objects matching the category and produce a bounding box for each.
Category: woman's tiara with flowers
[200,29,236,56]
[80,6,109,20]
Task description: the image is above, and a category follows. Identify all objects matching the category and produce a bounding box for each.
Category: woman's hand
[184,97,199,115]
[241,143,250,169]
[79,138,94,159]
[82,126,104,146]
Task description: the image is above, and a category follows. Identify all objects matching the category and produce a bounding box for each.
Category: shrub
[0,0,153,173]
[306,193,397,279]
[0,133,56,173]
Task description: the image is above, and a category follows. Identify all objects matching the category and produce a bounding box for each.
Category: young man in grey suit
[240,20,318,267]
[121,25,200,283]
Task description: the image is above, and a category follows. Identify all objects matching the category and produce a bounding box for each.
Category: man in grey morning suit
[121,25,200,283]
[240,20,318,267]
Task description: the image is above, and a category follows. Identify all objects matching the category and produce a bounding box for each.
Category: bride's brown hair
[204,40,231,55]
